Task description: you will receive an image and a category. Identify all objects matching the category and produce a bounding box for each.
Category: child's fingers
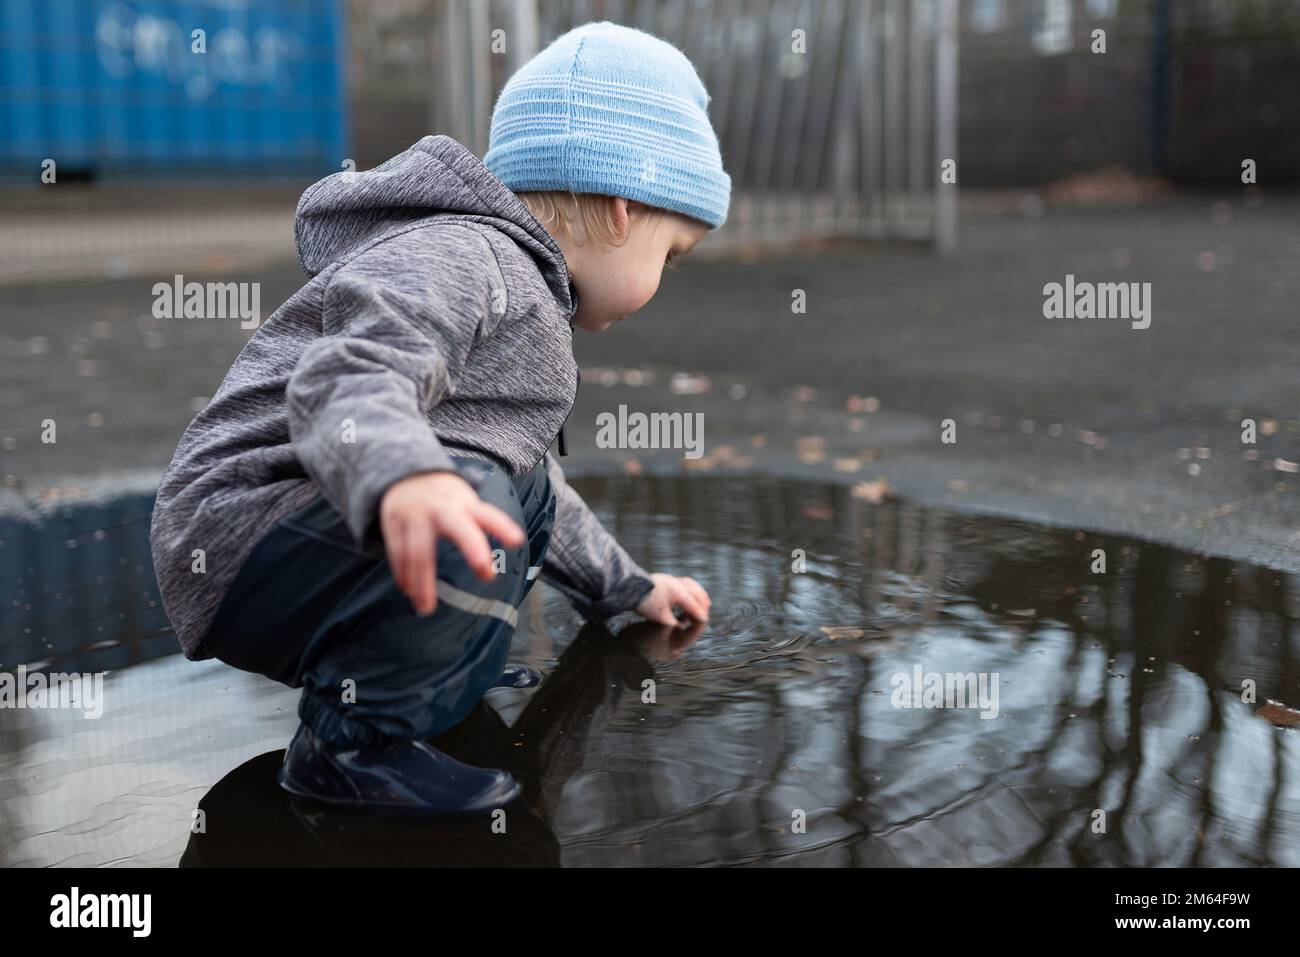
[383,519,408,595]
[648,601,679,627]
[473,501,527,548]
[406,519,437,615]
[673,583,709,622]
[682,576,711,609]
[637,585,676,626]
[388,521,420,610]
[440,513,495,581]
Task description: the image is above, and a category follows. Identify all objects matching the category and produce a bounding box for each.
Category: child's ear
[610,196,631,241]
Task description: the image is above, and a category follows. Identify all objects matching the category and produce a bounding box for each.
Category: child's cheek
[634,268,663,309]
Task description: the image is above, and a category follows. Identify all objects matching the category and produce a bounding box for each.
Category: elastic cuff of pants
[300,689,394,750]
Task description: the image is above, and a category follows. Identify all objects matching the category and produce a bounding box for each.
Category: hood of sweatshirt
[293,134,576,315]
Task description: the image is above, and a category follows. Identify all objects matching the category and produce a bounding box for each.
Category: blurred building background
[356,0,1300,187]
[960,0,1300,184]
[4,0,1296,187]
[1,0,1297,283]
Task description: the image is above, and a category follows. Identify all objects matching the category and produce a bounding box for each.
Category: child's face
[563,200,710,333]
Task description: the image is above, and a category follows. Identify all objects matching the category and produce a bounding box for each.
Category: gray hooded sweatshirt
[150,135,655,660]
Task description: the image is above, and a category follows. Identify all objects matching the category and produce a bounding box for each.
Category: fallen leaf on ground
[820,626,866,640]
[796,435,826,463]
[670,372,710,395]
[1257,700,1300,728]
[851,479,893,503]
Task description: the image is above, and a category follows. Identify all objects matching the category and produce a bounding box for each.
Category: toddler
[150,21,729,817]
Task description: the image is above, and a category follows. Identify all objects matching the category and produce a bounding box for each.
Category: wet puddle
[2,475,1299,866]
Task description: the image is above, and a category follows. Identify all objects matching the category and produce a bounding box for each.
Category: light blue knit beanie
[484,21,731,230]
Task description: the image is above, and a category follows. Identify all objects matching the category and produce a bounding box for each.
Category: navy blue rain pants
[202,457,554,749]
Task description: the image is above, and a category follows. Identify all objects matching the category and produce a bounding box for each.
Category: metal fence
[438,0,960,254]
[0,0,960,285]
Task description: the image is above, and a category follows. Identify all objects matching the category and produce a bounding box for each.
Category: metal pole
[884,0,903,226]
[440,0,469,144]
[467,0,492,157]
[934,0,958,256]
[511,0,540,72]
[861,0,881,228]
[907,0,928,206]
[829,0,859,232]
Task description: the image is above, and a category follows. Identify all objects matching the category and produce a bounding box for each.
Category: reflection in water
[2,475,1299,866]
[179,620,699,867]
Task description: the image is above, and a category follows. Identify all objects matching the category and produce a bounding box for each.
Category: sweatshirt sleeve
[286,225,507,554]
[540,451,656,618]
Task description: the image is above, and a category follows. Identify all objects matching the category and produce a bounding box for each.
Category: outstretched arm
[541,453,710,625]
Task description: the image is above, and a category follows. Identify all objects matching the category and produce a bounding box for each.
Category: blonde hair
[516,191,661,248]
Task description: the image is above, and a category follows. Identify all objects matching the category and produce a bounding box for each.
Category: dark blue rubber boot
[277,722,521,819]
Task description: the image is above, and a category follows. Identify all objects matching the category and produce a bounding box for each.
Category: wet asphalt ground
[2,192,1298,572]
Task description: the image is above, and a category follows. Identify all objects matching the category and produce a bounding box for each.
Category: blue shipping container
[0,0,348,179]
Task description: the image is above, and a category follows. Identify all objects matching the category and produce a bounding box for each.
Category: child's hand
[379,471,526,616]
[635,573,710,626]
